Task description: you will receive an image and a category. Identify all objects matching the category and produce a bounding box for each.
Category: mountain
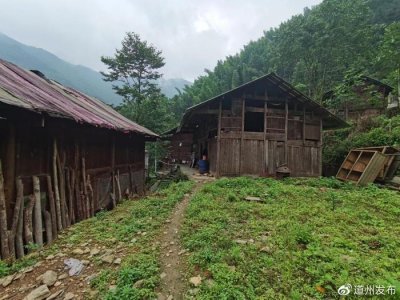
[0,33,190,105]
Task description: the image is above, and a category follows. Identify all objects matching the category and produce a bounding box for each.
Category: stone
[45,255,55,260]
[81,260,90,265]
[260,246,272,253]
[23,266,34,273]
[130,238,137,244]
[41,270,57,287]
[167,296,173,300]
[1,274,15,287]
[244,196,263,202]
[234,239,247,245]
[14,273,25,280]
[189,275,202,287]
[63,292,76,300]
[72,248,84,255]
[23,285,51,300]
[160,272,167,279]
[85,274,98,284]
[101,255,114,264]
[157,294,166,300]
[178,250,187,255]
[133,279,145,289]
[0,294,10,300]
[46,289,64,300]
[58,273,68,280]
[83,248,90,254]
[113,258,121,265]
[54,281,62,287]
[109,285,117,291]
[90,248,100,256]
[189,288,199,295]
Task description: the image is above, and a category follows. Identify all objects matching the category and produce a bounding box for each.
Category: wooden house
[0,60,157,260]
[322,76,393,121]
[173,73,347,177]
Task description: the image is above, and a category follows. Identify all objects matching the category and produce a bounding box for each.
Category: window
[244,112,264,132]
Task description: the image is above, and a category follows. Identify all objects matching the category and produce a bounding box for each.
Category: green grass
[181,177,400,299]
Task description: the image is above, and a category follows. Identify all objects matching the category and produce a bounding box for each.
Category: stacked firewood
[0,139,98,261]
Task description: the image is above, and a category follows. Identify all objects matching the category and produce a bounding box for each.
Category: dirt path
[157,175,213,300]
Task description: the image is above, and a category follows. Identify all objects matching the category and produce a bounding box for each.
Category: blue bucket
[198,159,209,173]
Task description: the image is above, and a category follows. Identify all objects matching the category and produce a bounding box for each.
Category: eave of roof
[0,59,158,139]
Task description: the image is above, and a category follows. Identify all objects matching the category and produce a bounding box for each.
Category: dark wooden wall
[0,105,146,259]
[168,132,193,163]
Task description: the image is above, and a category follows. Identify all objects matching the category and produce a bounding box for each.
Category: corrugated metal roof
[0,59,158,138]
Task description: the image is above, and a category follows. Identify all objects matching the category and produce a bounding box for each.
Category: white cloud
[0,0,322,81]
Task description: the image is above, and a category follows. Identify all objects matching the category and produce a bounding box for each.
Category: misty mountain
[0,32,191,105]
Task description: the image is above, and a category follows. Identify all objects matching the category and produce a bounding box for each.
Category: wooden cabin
[0,60,157,260]
[322,76,393,121]
[162,127,193,164]
[175,73,347,177]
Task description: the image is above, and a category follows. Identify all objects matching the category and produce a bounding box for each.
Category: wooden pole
[239,97,245,175]
[52,139,63,231]
[284,98,288,164]
[32,176,43,247]
[87,175,94,216]
[24,195,35,247]
[46,175,58,238]
[0,159,10,260]
[82,157,89,218]
[66,169,74,224]
[303,107,306,144]
[8,178,23,260]
[116,170,122,202]
[43,210,53,244]
[4,124,16,224]
[57,151,67,228]
[216,100,222,177]
[111,137,116,208]
[16,193,24,258]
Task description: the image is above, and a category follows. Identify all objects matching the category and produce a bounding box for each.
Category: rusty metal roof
[0,59,158,138]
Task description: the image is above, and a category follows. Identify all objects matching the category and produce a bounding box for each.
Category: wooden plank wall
[214,96,322,177]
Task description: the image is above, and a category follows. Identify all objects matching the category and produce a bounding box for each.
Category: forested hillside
[170,0,400,120]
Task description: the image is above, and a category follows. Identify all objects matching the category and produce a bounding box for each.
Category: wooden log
[16,193,24,258]
[115,170,122,202]
[66,169,74,224]
[43,210,53,244]
[57,150,67,228]
[52,139,63,231]
[74,178,81,221]
[0,159,10,260]
[24,195,35,247]
[32,176,43,247]
[70,169,76,224]
[87,175,94,217]
[46,175,58,238]
[8,178,24,260]
[81,158,89,218]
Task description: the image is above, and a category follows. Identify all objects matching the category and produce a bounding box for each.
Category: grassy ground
[0,180,193,300]
[181,177,400,299]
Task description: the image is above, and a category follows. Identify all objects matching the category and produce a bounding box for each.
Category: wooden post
[24,195,35,247]
[43,210,53,244]
[216,100,222,177]
[111,136,116,208]
[284,99,289,164]
[263,90,268,175]
[319,118,323,176]
[238,97,245,175]
[46,175,57,238]
[303,107,306,144]
[33,176,43,247]
[4,124,16,224]
[52,139,62,231]
[57,151,67,228]
[8,178,24,260]
[0,159,10,260]
[16,193,24,258]
[82,157,89,218]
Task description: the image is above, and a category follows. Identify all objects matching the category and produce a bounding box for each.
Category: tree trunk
[0,159,10,260]
[24,195,35,247]
[52,139,63,231]
[32,176,43,247]
[43,210,53,244]
[8,178,23,260]
[46,175,58,239]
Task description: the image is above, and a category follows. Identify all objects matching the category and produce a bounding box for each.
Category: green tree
[101,32,165,104]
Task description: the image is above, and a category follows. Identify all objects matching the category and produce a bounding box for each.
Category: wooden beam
[239,97,245,175]
[216,100,222,177]
[303,107,306,144]
[285,99,288,164]
[264,90,268,175]
[4,124,16,224]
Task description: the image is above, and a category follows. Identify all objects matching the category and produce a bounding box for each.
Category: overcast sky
[0,0,321,81]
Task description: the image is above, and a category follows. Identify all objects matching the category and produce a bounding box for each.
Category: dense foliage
[182,177,400,299]
[169,0,400,123]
